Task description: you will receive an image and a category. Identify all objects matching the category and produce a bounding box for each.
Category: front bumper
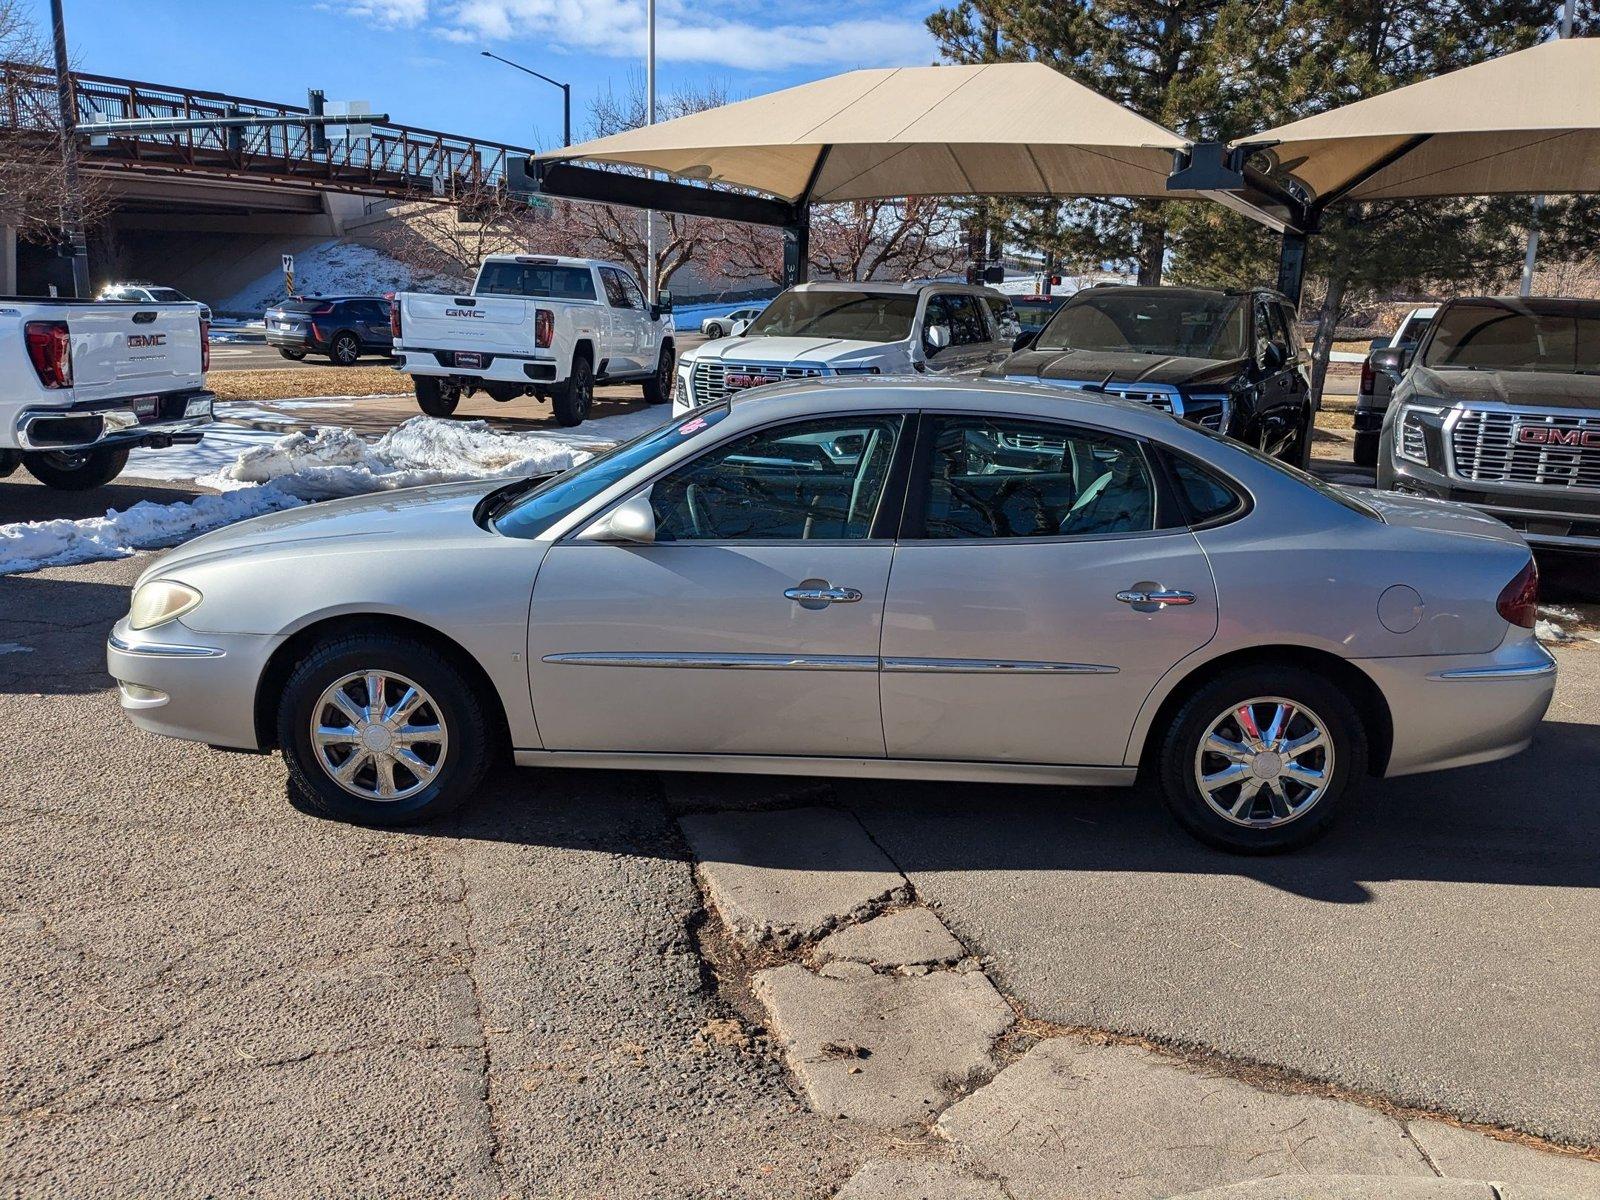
[1359,637,1557,777]
[1383,456,1600,552]
[15,390,214,452]
[106,618,279,750]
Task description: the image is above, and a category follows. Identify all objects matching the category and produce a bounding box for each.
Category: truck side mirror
[577,490,656,544]
[926,324,951,351]
[650,289,673,320]
[1369,346,1409,381]
[731,319,751,336]
[1012,330,1037,353]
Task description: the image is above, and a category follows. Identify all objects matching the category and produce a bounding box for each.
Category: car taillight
[24,320,72,389]
[200,318,210,373]
[311,304,334,316]
[1359,359,1374,396]
[1496,558,1539,629]
[390,300,401,339]
[535,308,554,349]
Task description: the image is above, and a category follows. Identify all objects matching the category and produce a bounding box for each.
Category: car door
[920,293,998,375]
[526,412,909,757]
[353,299,390,349]
[600,267,647,374]
[880,412,1218,766]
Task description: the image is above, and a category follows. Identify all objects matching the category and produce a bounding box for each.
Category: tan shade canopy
[1237,39,1600,203]
[536,62,1191,204]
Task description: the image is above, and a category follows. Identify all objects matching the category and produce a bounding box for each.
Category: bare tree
[809,199,964,281]
[0,1,107,249]
[373,186,582,285]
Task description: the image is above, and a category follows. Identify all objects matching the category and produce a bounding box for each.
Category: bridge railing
[0,62,529,199]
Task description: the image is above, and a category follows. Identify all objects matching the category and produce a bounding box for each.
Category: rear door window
[476,261,597,301]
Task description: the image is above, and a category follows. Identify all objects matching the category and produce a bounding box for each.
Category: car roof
[1068,284,1285,303]
[789,281,1006,298]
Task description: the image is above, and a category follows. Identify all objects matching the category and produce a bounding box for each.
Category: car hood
[1354,486,1531,549]
[690,335,894,366]
[1000,348,1245,390]
[143,479,502,582]
[1411,366,1600,409]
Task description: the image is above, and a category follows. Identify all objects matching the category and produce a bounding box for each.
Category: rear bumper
[265,329,320,351]
[106,618,277,750]
[1360,639,1557,777]
[14,390,214,452]
[395,347,559,384]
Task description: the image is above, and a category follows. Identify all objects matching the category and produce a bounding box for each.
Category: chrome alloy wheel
[310,671,448,801]
[1193,696,1334,829]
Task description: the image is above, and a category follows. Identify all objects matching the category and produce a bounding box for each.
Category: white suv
[673,281,1017,415]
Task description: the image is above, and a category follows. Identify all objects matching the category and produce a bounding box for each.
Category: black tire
[23,446,130,490]
[328,331,361,366]
[642,343,675,406]
[276,631,494,826]
[1155,665,1367,854]
[1353,430,1380,469]
[414,375,460,417]
[0,449,20,480]
[552,354,593,427]
[1285,406,1314,469]
[278,347,307,361]
[704,322,723,340]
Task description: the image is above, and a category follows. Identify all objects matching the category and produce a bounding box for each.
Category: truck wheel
[1353,431,1379,469]
[642,344,675,406]
[552,355,593,427]
[278,348,307,361]
[0,449,20,480]
[24,447,131,490]
[414,376,460,418]
[328,332,361,366]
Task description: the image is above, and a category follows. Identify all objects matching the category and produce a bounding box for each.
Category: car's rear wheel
[0,449,21,479]
[414,375,460,417]
[23,447,130,490]
[552,354,593,426]
[329,332,361,366]
[277,632,493,826]
[642,343,674,405]
[1156,666,1366,853]
[278,347,307,361]
[704,322,724,340]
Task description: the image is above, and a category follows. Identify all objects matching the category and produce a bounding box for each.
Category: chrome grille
[1011,377,1228,433]
[689,360,825,404]
[1451,409,1600,491]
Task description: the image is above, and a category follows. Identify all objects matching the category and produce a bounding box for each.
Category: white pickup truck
[392,255,676,427]
[0,297,214,490]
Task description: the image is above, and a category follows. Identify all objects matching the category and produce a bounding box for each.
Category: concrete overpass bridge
[1,62,533,298]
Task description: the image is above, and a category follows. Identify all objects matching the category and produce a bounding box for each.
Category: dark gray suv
[264,296,394,365]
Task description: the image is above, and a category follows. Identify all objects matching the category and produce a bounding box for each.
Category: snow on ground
[215,241,468,315]
[2,405,669,575]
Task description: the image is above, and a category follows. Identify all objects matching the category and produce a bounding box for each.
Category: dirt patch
[211,366,406,403]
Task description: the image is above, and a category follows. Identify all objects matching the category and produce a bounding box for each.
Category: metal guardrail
[0,61,529,200]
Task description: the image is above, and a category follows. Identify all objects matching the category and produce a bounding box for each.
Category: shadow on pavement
[389,714,1600,905]
[0,476,206,523]
[0,574,133,695]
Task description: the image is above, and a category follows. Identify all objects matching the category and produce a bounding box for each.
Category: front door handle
[785,580,862,610]
[1117,587,1196,610]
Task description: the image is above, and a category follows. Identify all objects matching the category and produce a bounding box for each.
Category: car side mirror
[578,490,656,544]
[1370,346,1409,381]
[926,324,951,351]
[1261,342,1287,372]
[1012,330,1037,352]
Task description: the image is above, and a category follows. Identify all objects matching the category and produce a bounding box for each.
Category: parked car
[0,296,213,490]
[107,378,1553,854]
[392,255,674,427]
[1356,306,1437,467]
[1010,293,1067,337]
[99,283,212,323]
[1376,296,1600,552]
[264,296,393,366]
[997,285,1314,465]
[672,281,1015,414]
[701,306,766,340]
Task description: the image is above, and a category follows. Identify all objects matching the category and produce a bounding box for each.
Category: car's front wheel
[329,332,361,366]
[1156,666,1366,853]
[704,322,723,340]
[277,632,494,825]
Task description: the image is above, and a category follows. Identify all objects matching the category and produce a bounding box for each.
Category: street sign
[326,100,373,143]
[283,254,294,296]
[282,254,294,275]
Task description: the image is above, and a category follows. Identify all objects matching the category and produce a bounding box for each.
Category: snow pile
[0,416,605,575]
[0,486,302,574]
[1536,605,1582,644]
[214,416,600,500]
[215,240,468,315]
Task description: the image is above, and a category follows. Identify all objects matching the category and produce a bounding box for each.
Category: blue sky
[30,0,938,149]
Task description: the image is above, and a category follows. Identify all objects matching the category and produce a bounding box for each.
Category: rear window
[275,299,327,313]
[476,262,598,301]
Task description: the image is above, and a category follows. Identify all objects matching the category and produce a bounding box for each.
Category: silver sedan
[107,379,1555,853]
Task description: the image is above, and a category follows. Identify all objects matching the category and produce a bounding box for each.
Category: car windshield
[1036,291,1248,359]
[1422,302,1600,374]
[493,406,732,540]
[476,261,598,301]
[745,291,917,343]
[146,288,189,303]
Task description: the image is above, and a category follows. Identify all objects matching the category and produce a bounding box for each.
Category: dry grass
[210,366,407,403]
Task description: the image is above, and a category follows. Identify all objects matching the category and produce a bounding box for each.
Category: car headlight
[128,580,202,630]
[1396,404,1445,466]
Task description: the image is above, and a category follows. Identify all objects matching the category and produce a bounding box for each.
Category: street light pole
[644,0,657,301]
[480,51,571,148]
[48,0,89,297]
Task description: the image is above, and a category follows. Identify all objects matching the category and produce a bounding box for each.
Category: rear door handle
[1117,588,1196,608]
[785,582,862,609]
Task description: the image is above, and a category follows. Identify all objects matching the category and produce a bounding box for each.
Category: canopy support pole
[1276,229,1309,306]
[783,213,810,285]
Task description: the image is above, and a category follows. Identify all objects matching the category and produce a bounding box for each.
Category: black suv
[264,296,394,365]
[994,285,1313,464]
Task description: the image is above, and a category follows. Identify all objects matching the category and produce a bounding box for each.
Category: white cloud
[346,0,933,69]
